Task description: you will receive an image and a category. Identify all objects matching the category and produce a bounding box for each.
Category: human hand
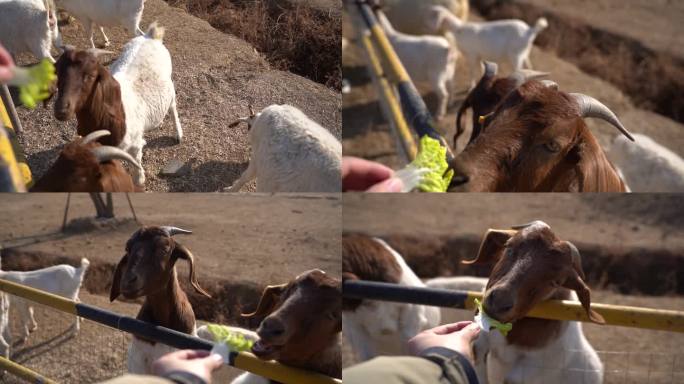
[342,156,404,192]
[152,349,223,384]
[407,321,480,364]
[0,44,15,83]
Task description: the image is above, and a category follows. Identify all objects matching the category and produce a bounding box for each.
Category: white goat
[0,257,89,343]
[55,0,144,48]
[376,10,458,121]
[0,0,62,62]
[343,235,440,361]
[225,105,341,193]
[608,133,684,192]
[382,0,469,35]
[54,23,182,186]
[428,5,548,86]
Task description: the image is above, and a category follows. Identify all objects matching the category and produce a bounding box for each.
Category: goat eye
[543,141,561,153]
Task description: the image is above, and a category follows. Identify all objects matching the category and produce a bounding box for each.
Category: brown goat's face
[464,221,605,324]
[244,270,342,364]
[54,49,102,121]
[31,142,104,192]
[452,81,588,191]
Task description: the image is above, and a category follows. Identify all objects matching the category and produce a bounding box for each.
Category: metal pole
[0,356,57,384]
[343,280,684,333]
[0,84,21,134]
[61,193,71,231]
[0,279,341,384]
[126,193,139,223]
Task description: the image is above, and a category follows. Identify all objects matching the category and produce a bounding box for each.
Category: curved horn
[90,146,142,170]
[482,61,498,79]
[570,93,634,141]
[509,69,549,87]
[86,48,114,59]
[81,130,111,145]
[510,220,548,230]
[159,226,193,237]
[540,80,559,90]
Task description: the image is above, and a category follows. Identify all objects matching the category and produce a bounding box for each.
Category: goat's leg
[98,26,111,48]
[434,80,449,121]
[169,91,183,143]
[84,19,96,49]
[130,146,146,186]
[224,161,256,192]
[34,38,55,63]
[524,55,533,70]
[28,306,37,332]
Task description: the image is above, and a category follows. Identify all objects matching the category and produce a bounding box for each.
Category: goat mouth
[251,340,283,359]
[54,110,73,121]
[120,288,144,299]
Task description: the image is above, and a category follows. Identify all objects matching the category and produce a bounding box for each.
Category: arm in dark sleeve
[343,348,479,384]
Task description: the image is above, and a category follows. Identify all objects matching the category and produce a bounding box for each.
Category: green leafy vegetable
[474,298,513,336]
[406,135,454,192]
[205,324,255,352]
[8,59,56,109]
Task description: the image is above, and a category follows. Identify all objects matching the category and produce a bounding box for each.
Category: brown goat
[53,47,126,147]
[342,234,402,311]
[450,79,634,192]
[242,269,342,379]
[31,130,142,192]
[464,221,604,346]
[454,62,547,147]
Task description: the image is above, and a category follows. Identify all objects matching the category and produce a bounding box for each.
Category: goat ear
[563,273,605,324]
[110,255,127,302]
[172,243,212,299]
[241,284,288,320]
[463,229,516,265]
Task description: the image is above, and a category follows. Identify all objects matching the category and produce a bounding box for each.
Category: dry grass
[167,0,342,90]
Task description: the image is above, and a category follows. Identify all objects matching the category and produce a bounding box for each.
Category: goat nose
[261,317,285,339]
[484,289,514,316]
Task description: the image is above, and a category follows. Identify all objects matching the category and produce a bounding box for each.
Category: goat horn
[81,130,111,145]
[510,221,542,230]
[86,48,114,58]
[570,93,634,141]
[540,80,559,90]
[483,61,498,79]
[90,146,143,170]
[159,226,193,237]
[510,69,549,87]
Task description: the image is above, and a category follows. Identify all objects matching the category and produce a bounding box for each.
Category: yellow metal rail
[0,356,57,384]
[0,279,341,384]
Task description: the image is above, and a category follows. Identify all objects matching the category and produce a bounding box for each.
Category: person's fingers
[0,44,12,66]
[431,321,473,335]
[342,157,394,191]
[458,323,481,343]
[366,177,403,193]
[204,353,224,370]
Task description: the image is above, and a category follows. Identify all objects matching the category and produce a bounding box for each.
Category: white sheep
[0,0,62,62]
[428,5,548,86]
[225,105,341,193]
[607,133,684,192]
[376,10,458,121]
[0,257,89,343]
[53,23,182,186]
[55,0,144,48]
[343,236,440,361]
[381,0,469,35]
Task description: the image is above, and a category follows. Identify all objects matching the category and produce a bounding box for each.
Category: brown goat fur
[30,140,138,192]
[54,48,126,147]
[110,226,211,343]
[464,222,604,347]
[342,234,402,311]
[242,270,342,379]
[450,80,626,192]
[455,76,518,147]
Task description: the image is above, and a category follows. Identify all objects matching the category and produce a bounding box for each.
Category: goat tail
[145,22,165,41]
[532,17,548,34]
[80,258,90,270]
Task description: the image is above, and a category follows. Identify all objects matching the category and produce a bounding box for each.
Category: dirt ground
[342,4,684,171]
[13,0,342,192]
[342,194,684,383]
[0,193,341,383]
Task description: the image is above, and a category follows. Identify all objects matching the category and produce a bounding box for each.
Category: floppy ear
[172,243,211,299]
[109,255,128,302]
[241,284,288,320]
[462,229,516,265]
[563,273,605,324]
